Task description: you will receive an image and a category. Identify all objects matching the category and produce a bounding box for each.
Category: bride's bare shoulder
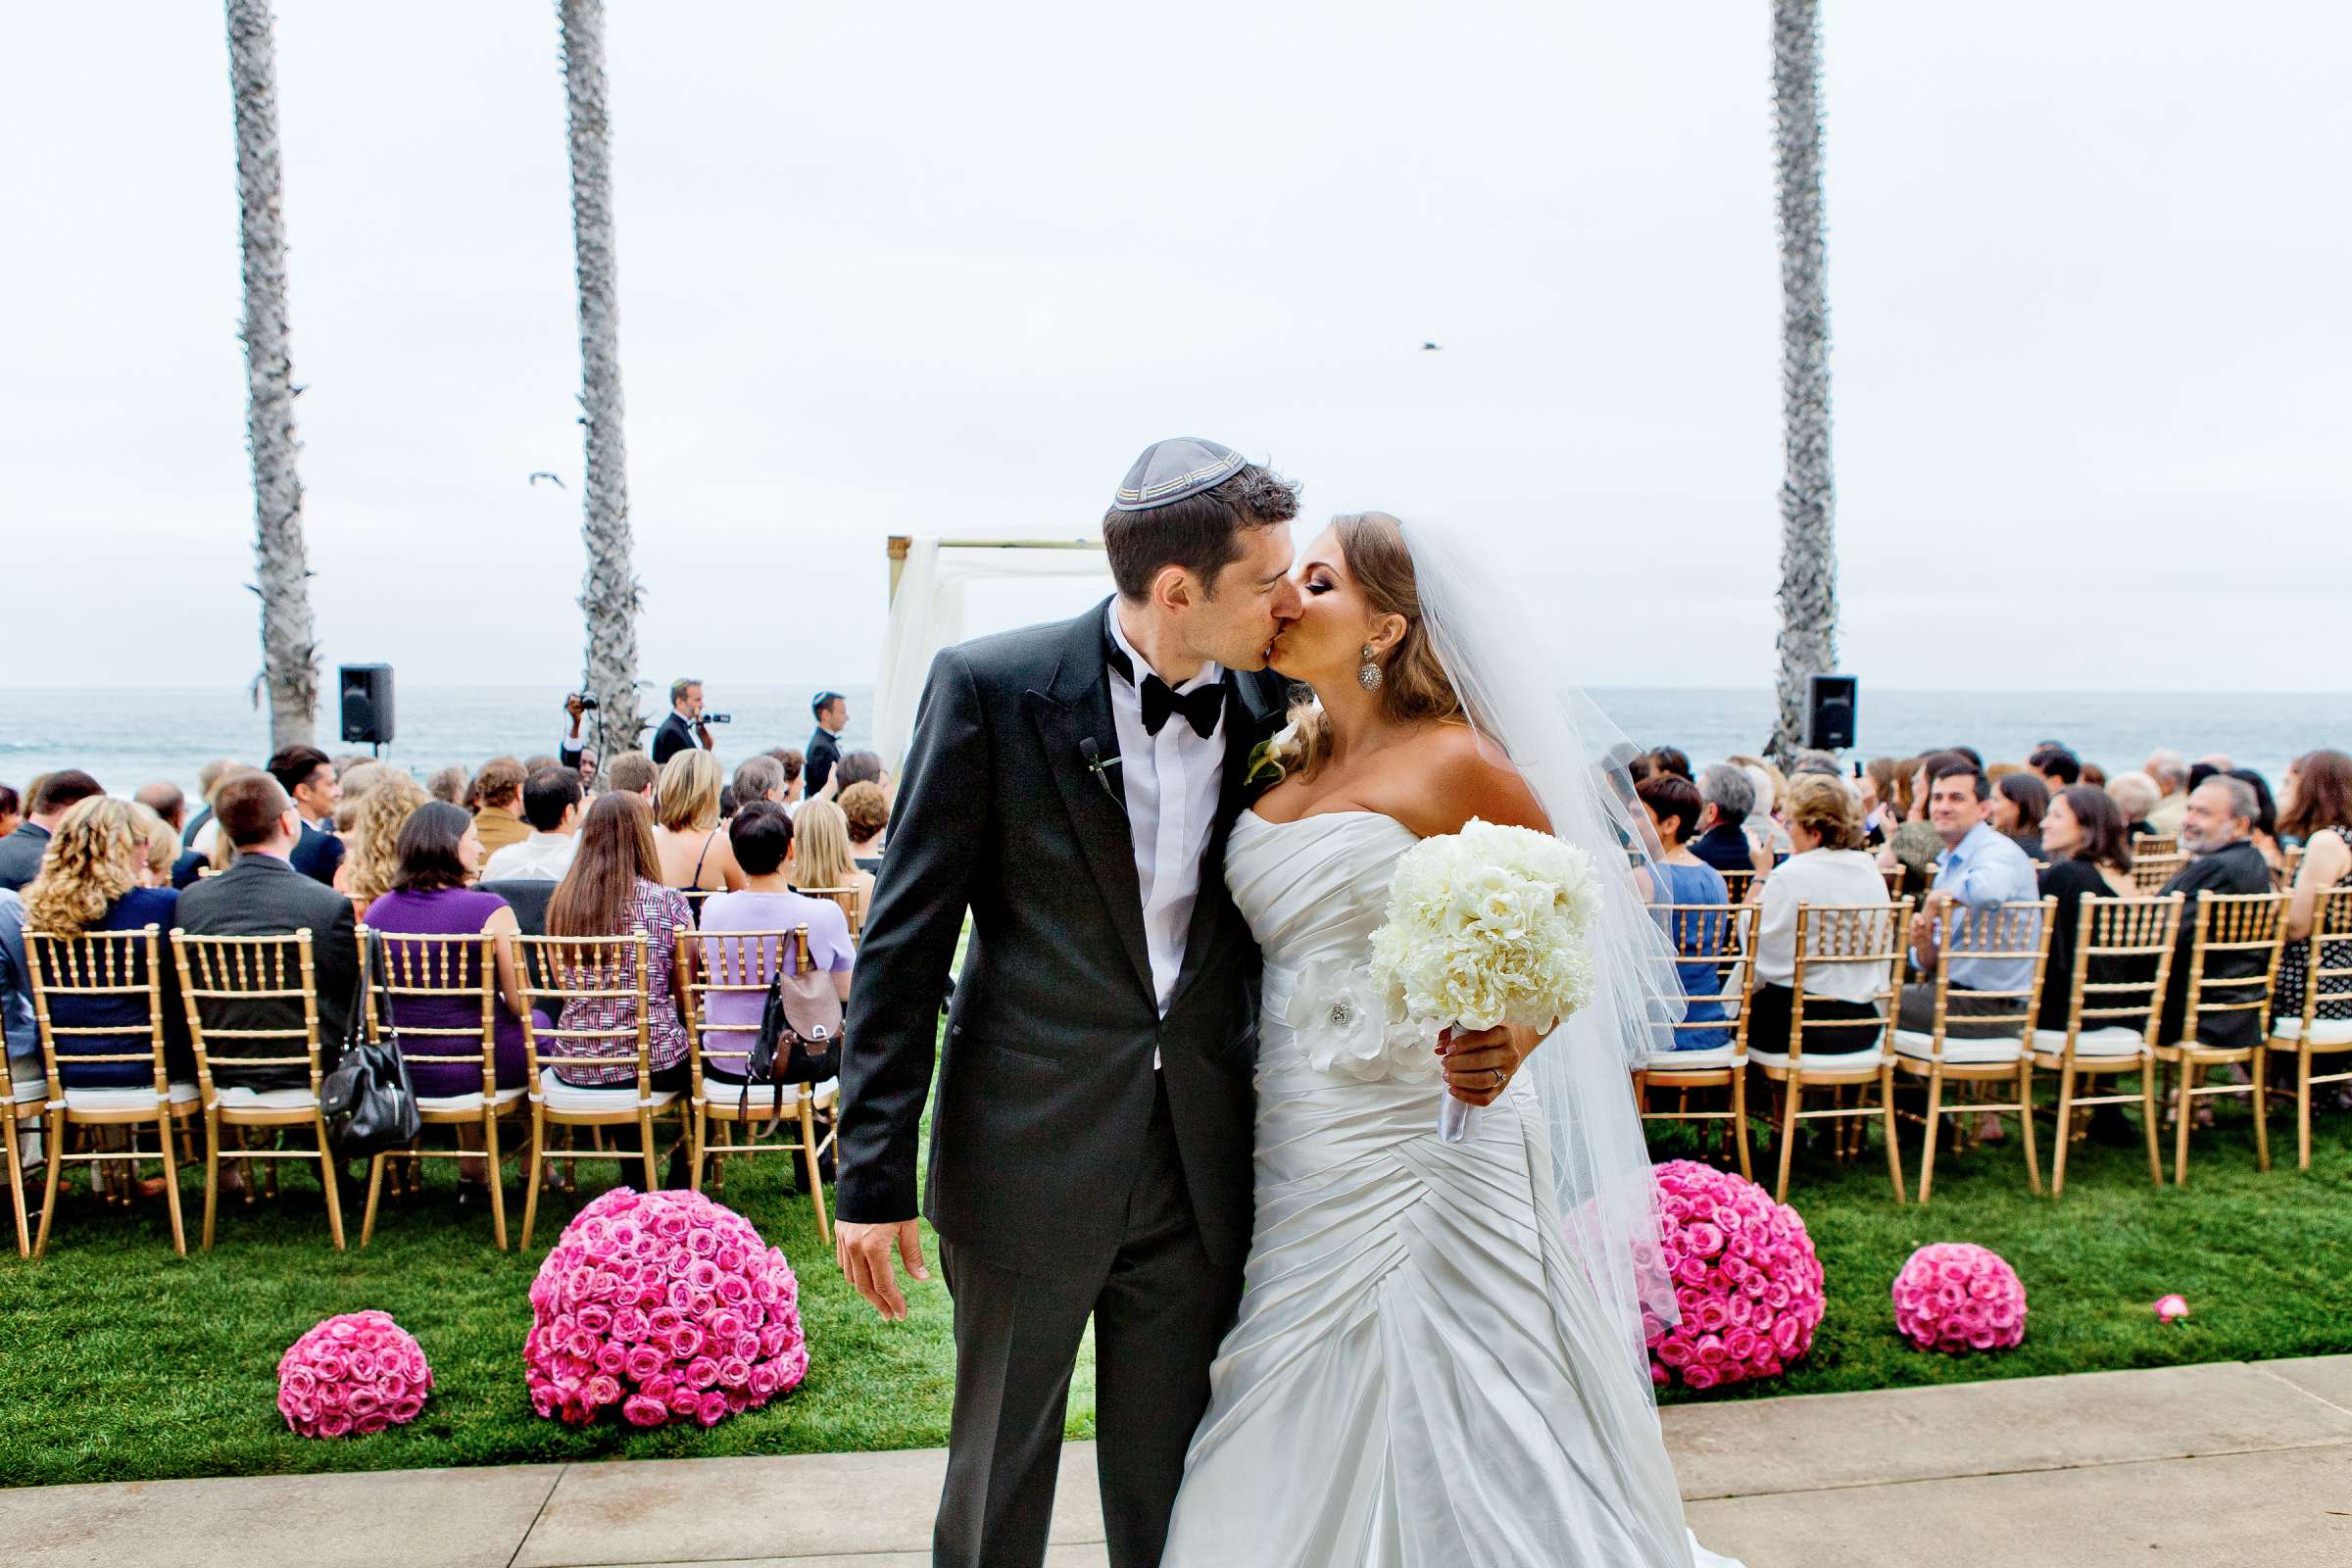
[1390,723,1549,839]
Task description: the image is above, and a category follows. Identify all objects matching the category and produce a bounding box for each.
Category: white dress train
[1160,810,1743,1567]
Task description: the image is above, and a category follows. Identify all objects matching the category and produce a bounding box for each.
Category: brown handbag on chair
[739,927,842,1128]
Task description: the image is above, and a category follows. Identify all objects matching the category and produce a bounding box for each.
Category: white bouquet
[1368,817,1602,1142]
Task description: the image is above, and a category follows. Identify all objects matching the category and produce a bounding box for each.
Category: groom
[835,438,1304,1567]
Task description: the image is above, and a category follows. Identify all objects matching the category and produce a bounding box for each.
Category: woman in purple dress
[363,802,536,1099]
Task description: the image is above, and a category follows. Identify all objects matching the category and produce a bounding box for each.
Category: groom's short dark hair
[1102,464,1300,601]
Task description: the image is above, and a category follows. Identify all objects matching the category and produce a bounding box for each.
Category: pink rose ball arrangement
[525,1187,808,1428]
[276,1309,433,1438]
[1892,1243,2028,1354]
[1644,1160,1826,1392]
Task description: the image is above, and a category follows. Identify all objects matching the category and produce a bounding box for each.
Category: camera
[703,712,733,724]
[568,693,599,710]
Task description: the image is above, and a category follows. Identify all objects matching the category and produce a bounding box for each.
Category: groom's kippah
[1110,437,1248,512]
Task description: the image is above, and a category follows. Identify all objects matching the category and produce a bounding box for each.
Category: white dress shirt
[480,830,579,882]
[1105,603,1227,1017]
[1753,848,1895,1004]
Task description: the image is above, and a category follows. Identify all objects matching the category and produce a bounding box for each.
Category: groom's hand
[1438,1022,1541,1106]
[838,1218,931,1321]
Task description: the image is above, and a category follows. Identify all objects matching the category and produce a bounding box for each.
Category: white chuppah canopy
[873,536,1111,770]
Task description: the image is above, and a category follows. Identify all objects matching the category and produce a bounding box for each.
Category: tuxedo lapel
[1025,606,1154,1004]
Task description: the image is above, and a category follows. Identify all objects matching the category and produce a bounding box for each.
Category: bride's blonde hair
[1271,512,1462,781]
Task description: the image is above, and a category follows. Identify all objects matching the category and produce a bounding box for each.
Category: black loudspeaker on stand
[339,663,396,750]
[1805,674,1858,751]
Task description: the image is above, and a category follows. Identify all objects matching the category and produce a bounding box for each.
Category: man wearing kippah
[836,438,1303,1567]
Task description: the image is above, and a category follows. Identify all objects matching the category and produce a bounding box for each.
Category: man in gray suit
[836,440,1306,1568]
[173,771,360,1090]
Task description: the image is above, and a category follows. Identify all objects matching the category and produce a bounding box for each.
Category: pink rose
[583,1374,622,1408]
[669,1323,706,1360]
[622,1394,668,1427]
[355,1411,389,1435]
[576,1304,613,1335]
[625,1345,669,1382]
[1683,1364,1719,1390]
[696,1392,729,1427]
[749,1361,781,1398]
[718,1356,752,1389]
[685,1355,721,1391]
[595,1343,629,1377]
[318,1412,354,1439]
[667,1383,702,1416]
[686,1228,720,1258]
[1656,1337,1694,1368]
[716,1275,752,1307]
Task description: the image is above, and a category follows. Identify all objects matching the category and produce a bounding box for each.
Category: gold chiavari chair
[3,1055,40,1256]
[1891,899,2055,1203]
[171,929,345,1250]
[682,927,835,1243]
[2137,835,2179,860]
[358,929,527,1250]
[2271,886,2352,1170]
[2132,853,2186,894]
[1718,869,1756,907]
[24,925,198,1256]
[677,888,719,929]
[2276,846,2305,894]
[1880,866,1905,899]
[2031,895,2182,1197]
[1749,900,1914,1204]
[2152,891,2288,1185]
[795,886,865,942]
[515,934,684,1248]
[1633,904,1758,1179]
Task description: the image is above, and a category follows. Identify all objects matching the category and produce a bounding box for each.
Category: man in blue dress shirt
[1902,756,2041,1036]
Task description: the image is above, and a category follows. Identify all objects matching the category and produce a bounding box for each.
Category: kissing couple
[834,438,1742,1567]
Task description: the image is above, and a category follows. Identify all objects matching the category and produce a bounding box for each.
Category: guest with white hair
[2155,774,2275,1051]
[2107,770,2163,838]
[2143,749,2192,837]
[1689,763,1771,878]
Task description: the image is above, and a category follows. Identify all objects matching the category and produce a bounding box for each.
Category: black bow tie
[1141,673,1224,739]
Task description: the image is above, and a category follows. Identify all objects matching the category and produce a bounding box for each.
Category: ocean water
[0,684,2340,798]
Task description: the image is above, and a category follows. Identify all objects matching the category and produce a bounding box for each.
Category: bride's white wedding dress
[1160,808,1740,1568]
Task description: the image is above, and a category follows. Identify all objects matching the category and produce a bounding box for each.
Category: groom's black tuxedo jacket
[837,602,1292,1277]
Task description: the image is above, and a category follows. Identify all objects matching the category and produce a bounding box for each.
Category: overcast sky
[6,2,2347,697]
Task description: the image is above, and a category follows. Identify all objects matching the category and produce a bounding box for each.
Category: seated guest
[2028,744,2082,791]
[268,745,346,886]
[2230,767,2284,876]
[467,758,530,859]
[2036,786,2140,1031]
[766,748,807,812]
[1726,755,1791,855]
[0,887,35,1100]
[335,774,427,919]
[2143,750,2192,836]
[830,749,890,799]
[135,780,210,890]
[0,784,19,845]
[178,760,234,849]
[174,772,362,1088]
[1992,771,2049,861]
[363,803,536,1099]
[545,793,694,1092]
[1690,764,1769,877]
[839,780,890,870]
[482,765,584,882]
[696,802,854,1085]
[334,761,389,811]
[789,798,870,916]
[426,765,467,806]
[0,770,104,893]
[2154,776,2275,1050]
[1746,776,1892,1054]
[22,797,195,1085]
[653,749,743,894]
[2277,750,2352,1031]
[2107,770,2162,838]
[1902,757,2041,1038]
[732,755,786,812]
[603,751,657,805]
[1646,746,1692,781]
[1859,758,1901,848]
[717,785,738,823]
[1634,774,1732,1052]
[1879,754,1953,902]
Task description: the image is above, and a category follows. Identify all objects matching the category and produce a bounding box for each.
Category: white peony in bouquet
[1368,817,1602,1143]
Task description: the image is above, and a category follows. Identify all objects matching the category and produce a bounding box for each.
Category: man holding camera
[652,678,722,766]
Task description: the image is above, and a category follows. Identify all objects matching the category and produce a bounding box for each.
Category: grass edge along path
[2,1100,2348,1489]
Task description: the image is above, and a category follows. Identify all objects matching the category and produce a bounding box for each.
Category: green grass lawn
[2,1100,2346,1489]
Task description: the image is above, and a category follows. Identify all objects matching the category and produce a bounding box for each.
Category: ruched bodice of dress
[1160,808,1728,1568]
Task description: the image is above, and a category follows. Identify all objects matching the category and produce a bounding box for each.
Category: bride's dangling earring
[1358,645,1383,691]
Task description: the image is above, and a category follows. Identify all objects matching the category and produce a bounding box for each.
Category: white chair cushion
[2032,1026,2149,1059]
[215,1085,318,1111]
[416,1086,527,1114]
[12,1070,47,1104]
[2273,1016,2352,1047]
[1639,1045,1747,1071]
[1893,1029,2025,1065]
[57,1080,199,1113]
[534,1066,678,1114]
[1745,1046,1885,1070]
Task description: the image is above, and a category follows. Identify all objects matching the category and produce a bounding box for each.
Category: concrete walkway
[7,1357,2350,1567]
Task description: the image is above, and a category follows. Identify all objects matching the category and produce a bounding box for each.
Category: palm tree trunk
[558,0,644,754]
[225,0,318,753]
[1767,0,1838,764]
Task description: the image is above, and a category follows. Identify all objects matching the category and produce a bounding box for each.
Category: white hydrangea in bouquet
[1368,818,1602,1142]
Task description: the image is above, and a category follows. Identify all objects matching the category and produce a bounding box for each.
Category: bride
[1159,512,1741,1567]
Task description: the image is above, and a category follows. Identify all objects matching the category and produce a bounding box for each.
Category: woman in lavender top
[362,802,538,1099]
[696,802,854,1084]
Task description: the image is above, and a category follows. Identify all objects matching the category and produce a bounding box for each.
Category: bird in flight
[528,471,566,489]
[1422,341,1442,351]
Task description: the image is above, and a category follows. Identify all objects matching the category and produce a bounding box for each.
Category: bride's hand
[1437,1022,1539,1106]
